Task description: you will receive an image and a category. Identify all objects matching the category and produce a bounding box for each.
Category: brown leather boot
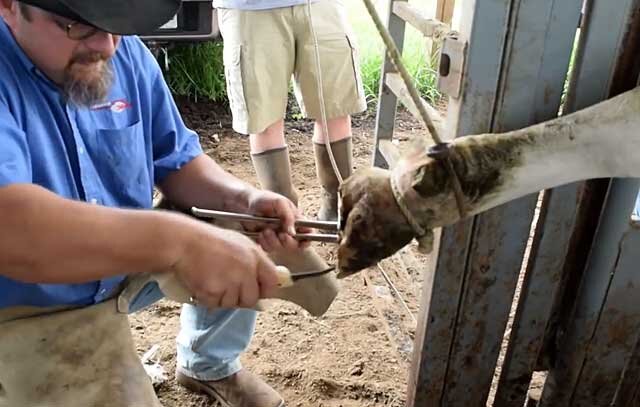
[251,146,299,205]
[314,138,353,221]
[176,369,284,407]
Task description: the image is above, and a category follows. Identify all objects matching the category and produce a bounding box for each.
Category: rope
[360,0,468,219]
[306,0,344,185]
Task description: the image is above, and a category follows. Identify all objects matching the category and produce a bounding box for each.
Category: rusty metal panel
[407,221,473,406]
[372,0,407,169]
[406,0,514,404]
[440,0,583,404]
[536,0,640,405]
[539,180,640,406]
[491,0,584,404]
[493,190,578,406]
[614,330,640,406]
[572,214,640,406]
[442,198,538,406]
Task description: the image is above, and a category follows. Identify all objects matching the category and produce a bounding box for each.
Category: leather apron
[0,299,161,407]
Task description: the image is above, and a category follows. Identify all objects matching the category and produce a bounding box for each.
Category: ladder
[372,0,458,169]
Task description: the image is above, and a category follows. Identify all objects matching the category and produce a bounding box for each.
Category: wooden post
[436,0,455,25]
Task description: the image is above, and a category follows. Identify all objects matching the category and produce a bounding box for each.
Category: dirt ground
[130,100,432,407]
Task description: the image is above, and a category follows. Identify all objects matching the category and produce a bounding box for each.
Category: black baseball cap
[17,0,182,35]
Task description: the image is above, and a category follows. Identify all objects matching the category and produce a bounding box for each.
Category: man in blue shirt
[0,0,299,405]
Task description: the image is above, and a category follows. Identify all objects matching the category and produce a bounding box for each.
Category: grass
[164,0,441,107]
[165,41,227,103]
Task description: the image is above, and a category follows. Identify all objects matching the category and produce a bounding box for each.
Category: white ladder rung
[392,1,450,40]
[385,72,446,139]
[378,139,401,169]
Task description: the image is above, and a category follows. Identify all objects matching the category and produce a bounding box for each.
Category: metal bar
[392,2,450,39]
[242,232,339,244]
[406,0,513,404]
[191,207,338,231]
[491,0,584,404]
[372,0,407,169]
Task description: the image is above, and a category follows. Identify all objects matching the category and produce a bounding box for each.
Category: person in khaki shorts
[216,0,368,221]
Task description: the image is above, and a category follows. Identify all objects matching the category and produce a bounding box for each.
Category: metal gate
[371,0,640,405]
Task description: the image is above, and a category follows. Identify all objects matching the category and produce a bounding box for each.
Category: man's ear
[0,0,18,28]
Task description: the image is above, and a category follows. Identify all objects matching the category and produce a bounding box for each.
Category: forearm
[0,184,192,284]
[159,154,258,214]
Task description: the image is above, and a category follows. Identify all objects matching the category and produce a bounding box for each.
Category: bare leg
[250,119,286,154]
[312,115,352,144]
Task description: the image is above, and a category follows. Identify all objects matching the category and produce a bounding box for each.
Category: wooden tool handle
[275,266,294,288]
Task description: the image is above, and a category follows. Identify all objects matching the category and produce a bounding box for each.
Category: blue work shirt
[0,21,202,309]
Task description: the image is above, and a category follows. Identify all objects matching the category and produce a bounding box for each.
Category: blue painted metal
[535,0,640,404]
[539,179,640,406]
[406,0,514,404]
[491,0,585,403]
[441,0,583,404]
[572,206,640,406]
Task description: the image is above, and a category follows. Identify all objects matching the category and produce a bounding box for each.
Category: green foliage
[165,42,227,102]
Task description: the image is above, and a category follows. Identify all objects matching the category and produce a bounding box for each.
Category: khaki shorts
[218,0,368,135]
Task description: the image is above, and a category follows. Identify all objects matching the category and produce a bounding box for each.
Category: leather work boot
[314,138,352,221]
[176,369,284,407]
[251,146,299,205]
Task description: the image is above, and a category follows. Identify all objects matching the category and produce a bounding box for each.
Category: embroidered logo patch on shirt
[91,99,132,113]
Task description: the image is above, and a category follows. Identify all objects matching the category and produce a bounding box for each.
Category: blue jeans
[126,282,256,381]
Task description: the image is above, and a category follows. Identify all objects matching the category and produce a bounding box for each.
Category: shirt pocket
[96,121,151,207]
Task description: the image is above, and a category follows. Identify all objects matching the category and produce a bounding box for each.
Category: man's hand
[337,167,415,277]
[172,220,280,309]
[245,189,311,253]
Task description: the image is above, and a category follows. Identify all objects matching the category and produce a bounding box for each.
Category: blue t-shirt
[212,0,317,10]
[0,21,202,308]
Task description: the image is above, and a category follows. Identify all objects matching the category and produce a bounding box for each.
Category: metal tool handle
[242,231,339,243]
[191,207,339,231]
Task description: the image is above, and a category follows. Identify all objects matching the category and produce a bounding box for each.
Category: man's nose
[82,31,118,58]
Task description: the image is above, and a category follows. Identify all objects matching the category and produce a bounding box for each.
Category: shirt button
[90,198,98,204]
[78,147,85,154]
[100,289,107,295]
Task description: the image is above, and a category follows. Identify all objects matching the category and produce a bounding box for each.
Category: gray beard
[62,61,114,108]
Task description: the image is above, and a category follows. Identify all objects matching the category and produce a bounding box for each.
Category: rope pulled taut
[360,0,468,219]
